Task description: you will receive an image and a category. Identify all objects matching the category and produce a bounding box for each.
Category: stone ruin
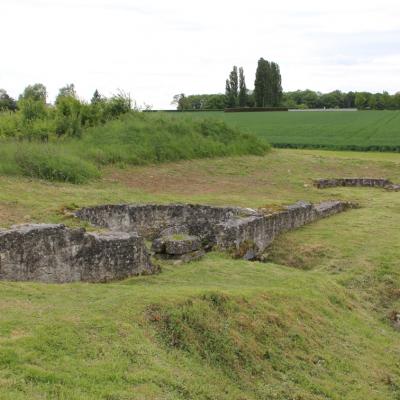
[0,200,356,283]
[152,232,205,263]
[314,178,400,191]
[0,224,153,283]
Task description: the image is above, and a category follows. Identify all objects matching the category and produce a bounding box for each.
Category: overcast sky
[1,0,400,108]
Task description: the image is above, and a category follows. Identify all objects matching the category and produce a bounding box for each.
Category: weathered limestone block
[0,224,153,283]
[152,234,203,262]
[164,235,201,255]
[386,184,400,191]
[313,178,395,189]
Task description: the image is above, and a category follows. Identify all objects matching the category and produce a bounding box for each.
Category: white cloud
[1,0,399,107]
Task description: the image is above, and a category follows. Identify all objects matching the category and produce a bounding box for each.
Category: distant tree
[229,66,238,100]
[355,92,369,109]
[55,95,83,137]
[394,93,400,109]
[0,89,17,112]
[344,91,356,108]
[238,67,247,107]
[56,84,77,103]
[19,98,47,122]
[225,79,236,108]
[246,90,255,107]
[225,66,239,108]
[302,90,321,108]
[172,93,189,110]
[320,91,341,109]
[270,62,282,106]
[91,89,102,105]
[172,94,225,110]
[20,83,47,103]
[254,58,270,107]
[18,83,48,124]
[381,91,392,109]
[103,90,132,118]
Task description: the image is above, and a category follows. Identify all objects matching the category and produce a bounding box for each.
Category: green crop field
[1,149,400,399]
[174,110,400,151]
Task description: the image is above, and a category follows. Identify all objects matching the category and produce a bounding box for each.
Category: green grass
[0,149,400,399]
[173,110,400,151]
[0,112,269,183]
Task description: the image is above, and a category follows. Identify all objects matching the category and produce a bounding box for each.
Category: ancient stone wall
[215,200,354,256]
[0,200,355,283]
[77,201,355,259]
[313,178,399,190]
[76,204,254,248]
[0,224,153,283]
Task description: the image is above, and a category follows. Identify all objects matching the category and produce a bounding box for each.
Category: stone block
[0,224,153,283]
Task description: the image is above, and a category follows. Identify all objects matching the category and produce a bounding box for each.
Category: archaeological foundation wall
[0,200,355,283]
[313,178,399,191]
[78,201,355,259]
[0,224,153,283]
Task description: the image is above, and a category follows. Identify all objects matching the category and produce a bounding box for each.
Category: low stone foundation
[313,178,400,191]
[75,204,248,248]
[0,224,153,283]
[215,200,355,256]
[0,200,356,283]
[77,201,355,260]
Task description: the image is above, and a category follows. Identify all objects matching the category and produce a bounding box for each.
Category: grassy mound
[0,113,269,183]
[81,113,269,165]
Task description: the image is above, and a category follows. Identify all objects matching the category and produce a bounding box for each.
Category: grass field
[175,110,400,151]
[1,149,400,399]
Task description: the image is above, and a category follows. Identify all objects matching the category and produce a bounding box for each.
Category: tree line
[173,57,283,110]
[0,83,132,139]
[283,90,400,110]
[172,57,400,110]
[173,89,400,111]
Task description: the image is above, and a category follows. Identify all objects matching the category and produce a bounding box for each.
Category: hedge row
[144,109,224,113]
[224,107,288,113]
[271,142,400,152]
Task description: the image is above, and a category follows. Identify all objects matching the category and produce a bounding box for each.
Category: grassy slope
[175,110,400,150]
[1,149,400,399]
[0,113,269,184]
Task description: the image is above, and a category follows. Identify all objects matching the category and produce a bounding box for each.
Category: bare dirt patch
[0,203,28,228]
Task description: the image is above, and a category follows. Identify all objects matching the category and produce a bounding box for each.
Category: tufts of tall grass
[0,142,100,184]
[0,112,269,183]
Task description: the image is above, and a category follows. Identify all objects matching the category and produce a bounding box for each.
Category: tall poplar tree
[270,62,283,106]
[254,58,270,107]
[229,66,238,100]
[254,58,282,107]
[225,66,239,108]
[238,67,247,107]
